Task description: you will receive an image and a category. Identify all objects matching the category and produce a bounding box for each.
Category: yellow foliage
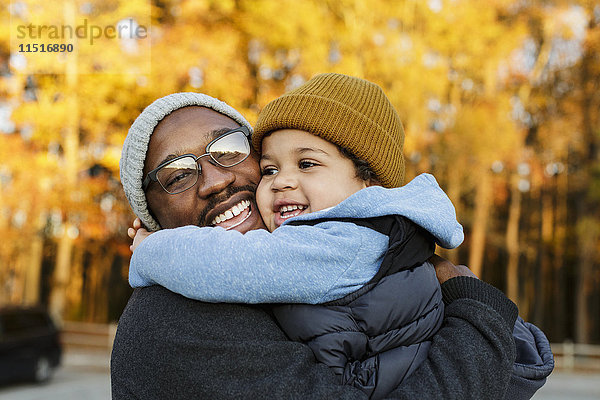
[1,0,599,335]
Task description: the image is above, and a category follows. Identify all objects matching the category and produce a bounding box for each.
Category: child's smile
[272,199,309,226]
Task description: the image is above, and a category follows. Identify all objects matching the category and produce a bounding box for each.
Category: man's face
[143,106,266,233]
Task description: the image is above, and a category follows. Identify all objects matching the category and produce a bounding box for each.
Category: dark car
[0,307,62,384]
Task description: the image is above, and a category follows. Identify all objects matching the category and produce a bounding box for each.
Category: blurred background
[0,0,599,398]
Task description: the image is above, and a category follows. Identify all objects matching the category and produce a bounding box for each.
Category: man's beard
[196,184,257,227]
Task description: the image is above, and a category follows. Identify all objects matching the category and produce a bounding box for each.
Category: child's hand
[128,218,152,252]
[127,217,142,241]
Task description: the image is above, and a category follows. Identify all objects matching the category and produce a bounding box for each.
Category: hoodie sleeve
[129,222,388,304]
[504,317,555,400]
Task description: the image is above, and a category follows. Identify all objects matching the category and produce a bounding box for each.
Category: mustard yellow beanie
[253,73,405,188]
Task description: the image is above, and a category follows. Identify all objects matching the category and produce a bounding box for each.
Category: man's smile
[210,199,253,230]
[203,189,261,232]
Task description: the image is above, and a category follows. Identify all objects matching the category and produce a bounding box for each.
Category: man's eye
[213,151,241,162]
[261,167,278,176]
[164,170,193,187]
[299,160,317,169]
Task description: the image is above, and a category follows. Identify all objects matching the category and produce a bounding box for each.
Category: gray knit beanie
[120,92,253,231]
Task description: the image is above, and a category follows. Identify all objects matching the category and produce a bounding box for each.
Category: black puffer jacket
[274,215,442,399]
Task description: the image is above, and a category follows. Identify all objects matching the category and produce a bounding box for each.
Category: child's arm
[129,221,387,304]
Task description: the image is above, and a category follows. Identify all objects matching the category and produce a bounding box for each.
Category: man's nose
[195,158,236,197]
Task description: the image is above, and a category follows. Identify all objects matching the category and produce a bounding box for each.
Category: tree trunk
[575,13,599,344]
[94,248,112,322]
[49,0,79,323]
[552,171,567,340]
[505,175,521,303]
[50,228,74,321]
[537,186,554,331]
[23,233,44,305]
[440,164,462,264]
[11,248,26,304]
[65,245,84,320]
[469,169,492,278]
[575,217,597,343]
[84,246,111,322]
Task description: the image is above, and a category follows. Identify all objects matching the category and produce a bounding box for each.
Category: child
[128,74,463,398]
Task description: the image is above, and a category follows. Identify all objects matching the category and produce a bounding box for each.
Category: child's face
[256,129,368,232]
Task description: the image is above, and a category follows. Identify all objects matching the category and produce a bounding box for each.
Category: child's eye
[299,160,318,169]
[261,166,278,176]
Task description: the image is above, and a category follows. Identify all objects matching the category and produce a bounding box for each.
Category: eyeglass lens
[157,157,198,193]
[156,131,250,194]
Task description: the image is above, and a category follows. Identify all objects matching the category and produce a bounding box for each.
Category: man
[112,92,553,399]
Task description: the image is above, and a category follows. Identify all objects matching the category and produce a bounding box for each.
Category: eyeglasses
[142,126,251,194]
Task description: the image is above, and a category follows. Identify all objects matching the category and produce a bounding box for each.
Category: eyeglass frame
[142,125,251,194]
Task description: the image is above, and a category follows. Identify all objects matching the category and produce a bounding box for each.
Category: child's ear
[366,177,381,187]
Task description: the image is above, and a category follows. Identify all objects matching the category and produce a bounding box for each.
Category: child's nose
[271,170,297,191]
